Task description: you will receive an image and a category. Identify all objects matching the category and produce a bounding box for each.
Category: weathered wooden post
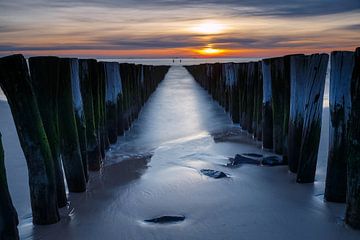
[89,59,102,170]
[102,62,119,144]
[325,51,354,202]
[297,53,329,183]
[79,59,102,172]
[346,47,360,229]
[28,56,67,207]
[98,62,110,158]
[270,57,286,155]
[117,66,124,136]
[0,54,60,224]
[0,132,19,239]
[58,58,86,192]
[246,62,255,134]
[262,59,273,149]
[255,62,263,141]
[70,59,88,181]
[288,55,307,173]
[239,63,248,130]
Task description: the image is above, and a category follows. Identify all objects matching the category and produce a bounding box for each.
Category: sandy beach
[1,66,359,240]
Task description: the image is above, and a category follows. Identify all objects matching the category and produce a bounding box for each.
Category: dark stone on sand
[243,153,263,158]
[227,154,261,167]
[200,169,227,178]
[144,215,185,224]
[262,156,286,166]
[227,154,285,167]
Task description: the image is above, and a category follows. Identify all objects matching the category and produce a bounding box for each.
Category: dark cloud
[1,0,359,17]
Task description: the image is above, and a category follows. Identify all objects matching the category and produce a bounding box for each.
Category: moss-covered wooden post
[98,62,110,158]
[0,132,19,239]
[79,59,102,172]
[28,56,67,207]
[255,62,263,141]
[70,59,88,181]
[346,47,360,229]
[270,57,286,154]
[325,51,354,202]
[297,53,329,183]
[238,63,248,130]
[58,58,86,192]
[0,54,60,224]
[288,55,307,173]
[89,59,102,170]
[261,59,273,149]
[104,62,122,143]
[117,65,124,136]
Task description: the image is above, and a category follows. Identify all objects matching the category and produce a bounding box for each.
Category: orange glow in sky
[0,1,359,58]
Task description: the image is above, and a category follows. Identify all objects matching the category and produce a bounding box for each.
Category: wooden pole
[28,56,67,207]
[288,55,307,173]
[261,59,273,149]
[255,62,263,141]
[58,58,86,192]
[89,59,102,170]
[270,57,286,155]
[0,54,59,224]
[98,62,110,158]
[297,53,329,183]
[117,65,124,136]
[102,62,119,144]
[0,132,19,239]
[325,51,354,202]
[346,47,360,229]
[79,59,102,172]
[70,59,88,181]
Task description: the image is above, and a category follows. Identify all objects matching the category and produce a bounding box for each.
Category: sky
[0,0,359,58]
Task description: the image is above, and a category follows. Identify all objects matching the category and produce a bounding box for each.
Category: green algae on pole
[296,53,329,183]
[288,55,308,173]
[0,133,19,239]
[346,47,360,229]
[79,59,102,172]
[261,59,273,149]
[325,51,354,203]
[28,56,67,207]
[58,58,86,192]
[0,54,60,224]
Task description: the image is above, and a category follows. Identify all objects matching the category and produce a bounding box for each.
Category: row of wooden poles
[0,54,169,239]
[186,47,360,229]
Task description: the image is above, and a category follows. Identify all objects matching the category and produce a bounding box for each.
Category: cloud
[1,0,360,17]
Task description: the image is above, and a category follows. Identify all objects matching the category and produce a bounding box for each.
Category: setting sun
[195,47,225,56]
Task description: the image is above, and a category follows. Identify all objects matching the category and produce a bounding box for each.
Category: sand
[0,66,359,239]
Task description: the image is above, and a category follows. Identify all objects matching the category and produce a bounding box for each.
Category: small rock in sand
[200,169,227,178]
[243,153,263,158]
[144,215,185,223]
[262,156,286,166]
[227,154,261,167]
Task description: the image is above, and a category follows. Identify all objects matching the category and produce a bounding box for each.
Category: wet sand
[1,66,359,239]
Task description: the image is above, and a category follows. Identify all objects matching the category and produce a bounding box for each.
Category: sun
[195,46,225,56]
[191,21,226,35]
